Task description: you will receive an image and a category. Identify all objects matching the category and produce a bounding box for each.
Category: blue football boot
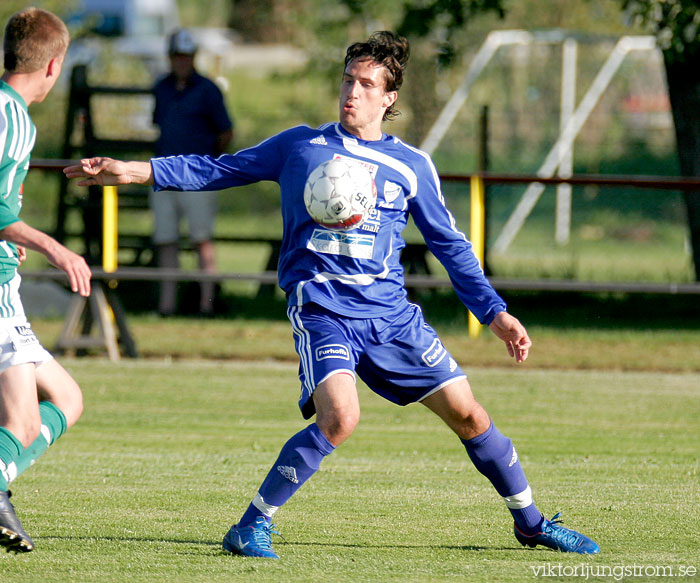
[223,516,280,559]
[514,512,600,554]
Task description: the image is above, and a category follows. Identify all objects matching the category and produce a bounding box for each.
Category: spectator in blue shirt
[150,29,233,316]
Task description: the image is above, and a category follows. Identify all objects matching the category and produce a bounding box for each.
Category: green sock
[38,401,68,446]
[10,402,68,483]
[0,426,24,491]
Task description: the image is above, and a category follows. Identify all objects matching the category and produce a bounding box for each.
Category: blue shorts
[287,302,467,419]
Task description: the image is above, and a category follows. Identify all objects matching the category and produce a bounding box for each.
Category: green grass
[28,288,700,373]
[0,360,698,582]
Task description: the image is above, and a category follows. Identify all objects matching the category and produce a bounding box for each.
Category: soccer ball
[303,158,377,230]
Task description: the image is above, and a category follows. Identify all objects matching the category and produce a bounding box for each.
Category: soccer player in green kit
[0,7,92,552]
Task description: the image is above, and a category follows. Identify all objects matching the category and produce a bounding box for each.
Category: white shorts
[149,189,218,245]
[0,274,53,374]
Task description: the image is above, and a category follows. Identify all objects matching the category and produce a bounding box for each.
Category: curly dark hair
[344,31,410,121]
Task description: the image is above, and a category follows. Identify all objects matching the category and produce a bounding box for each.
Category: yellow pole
[468,175,485,338]
[102,185,118,273]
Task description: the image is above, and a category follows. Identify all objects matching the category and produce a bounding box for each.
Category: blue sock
[462,422,543,534]
[238,423,335,526]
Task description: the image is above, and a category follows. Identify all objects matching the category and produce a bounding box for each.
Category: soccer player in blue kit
[65,31,599,559]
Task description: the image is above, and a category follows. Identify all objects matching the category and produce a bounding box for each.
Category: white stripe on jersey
[16,105,36,162]
[0,102,7,161]
[4,163,18,201]
[397,138,467,241]
[335,127,418,210]
[0,241,14,258]
[293,235,396,307]
[8,100,31,160]
[7,100,20,159]
[1,96,35,201]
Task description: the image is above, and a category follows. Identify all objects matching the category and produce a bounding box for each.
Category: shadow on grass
[38,535,222,548]
[278,540,502,552]
[39,534,513,553]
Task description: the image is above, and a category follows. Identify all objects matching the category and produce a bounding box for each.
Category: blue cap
[168,29,197,55]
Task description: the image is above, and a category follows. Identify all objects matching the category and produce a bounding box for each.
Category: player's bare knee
[62,390,83,428]
[338,409,360,434]
[318,409,359,446]
[454,408,491,440]
[36,362,84,428]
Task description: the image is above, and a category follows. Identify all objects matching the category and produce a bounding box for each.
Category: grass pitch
[0,360,698,582]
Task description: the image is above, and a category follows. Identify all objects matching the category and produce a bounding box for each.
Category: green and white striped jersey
[0,80,35,285]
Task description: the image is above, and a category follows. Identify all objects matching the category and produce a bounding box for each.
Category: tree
[226,0,699,276]
[621,0,700,280]
[228,0,298,42]
[0,1,78,28]
[227,0,507,144]
[389,0,506,144]
[346,0,700,279]
[388,0,700,279]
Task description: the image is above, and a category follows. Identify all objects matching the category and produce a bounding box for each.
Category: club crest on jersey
[316,344,350,361]
[422,339,447,368]
[380,180,402,208]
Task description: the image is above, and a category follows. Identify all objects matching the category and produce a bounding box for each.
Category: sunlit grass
[0,360,697,583]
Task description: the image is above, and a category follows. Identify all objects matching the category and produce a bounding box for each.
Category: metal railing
[25,160,700,344]
[27,161,700,295]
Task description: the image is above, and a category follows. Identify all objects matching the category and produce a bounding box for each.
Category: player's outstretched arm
[488,311,532,363]
[63,157,154,187]
[0,221,92,296]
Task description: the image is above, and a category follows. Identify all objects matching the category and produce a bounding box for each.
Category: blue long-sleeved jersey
[152,122,506,323]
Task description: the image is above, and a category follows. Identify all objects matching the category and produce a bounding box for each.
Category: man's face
[339,58,397,141]
[169,53,195,81]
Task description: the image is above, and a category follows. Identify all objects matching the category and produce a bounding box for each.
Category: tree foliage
[618,0,700,279]
[365,0,505,66]
[621,0,700,62]
[230,0,506,63]
[0,1,79,34]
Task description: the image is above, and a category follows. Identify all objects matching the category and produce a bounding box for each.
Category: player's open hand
[488,311,532,363]
[48,246,92,297]
[63,157,153,187]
